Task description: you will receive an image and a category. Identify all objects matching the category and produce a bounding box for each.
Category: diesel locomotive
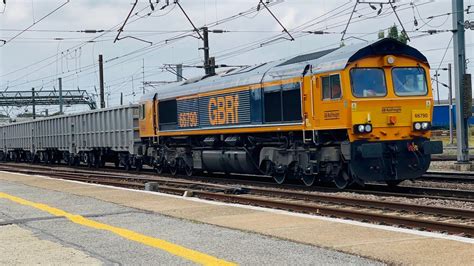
[0,38,443,189]
[138,38,443,188]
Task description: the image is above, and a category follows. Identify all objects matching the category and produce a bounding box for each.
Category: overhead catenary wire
[183,0,430,65]
[0,0,280,85]
[1,0,70,47]
[0,3,154,81]
[15,1,284,88]
[0,1,396,89]
[3,0,419,90]
[4,0,464,102]
[1,4,155,88]
[431,35,454,85]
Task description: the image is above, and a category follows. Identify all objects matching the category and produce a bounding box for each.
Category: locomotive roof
[141,38,428,101]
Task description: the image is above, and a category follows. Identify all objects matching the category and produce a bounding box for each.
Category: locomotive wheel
[334,169,351,189]
[386,180,402,187]
[273,172,287,184]
[168,158,180,176]
[301,174,316,187]
[184,163,193,177]
[155,163,164,174]
[155,166,164,174]
[169,165,178,176]
[261,160,274,176]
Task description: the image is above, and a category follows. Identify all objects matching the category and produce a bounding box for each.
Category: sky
[0,0,473,116]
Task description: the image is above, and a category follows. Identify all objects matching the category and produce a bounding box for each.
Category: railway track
[421,171,474,183]
[0,163,473,237]
[2,162,474,201]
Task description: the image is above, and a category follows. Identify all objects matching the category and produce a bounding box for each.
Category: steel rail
[0,164,473,237]
[1,163,473,202]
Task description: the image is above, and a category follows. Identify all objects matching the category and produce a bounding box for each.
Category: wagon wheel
[334,168,351,189]
[43,153,49,164]
[30,153,37,164]
[88,154,95,168]
[135,159,143,172]
[67,156,74,166]
[301,174,316,187]
[94,154,100,168]
[100,159,106,168]
[83,153,91,168]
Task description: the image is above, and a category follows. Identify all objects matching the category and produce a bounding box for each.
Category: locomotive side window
[392,67,428,96]
[282,83,301,121]
[322,74,342,100]
[322,76,331,99]
[158,99,177,130]
[263,82,302,123]
[350,68,387,97]
[263,85,282,122]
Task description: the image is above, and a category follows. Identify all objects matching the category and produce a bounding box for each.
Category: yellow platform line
[0,192,236,266]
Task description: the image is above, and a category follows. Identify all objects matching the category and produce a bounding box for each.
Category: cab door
[313,73,346,130]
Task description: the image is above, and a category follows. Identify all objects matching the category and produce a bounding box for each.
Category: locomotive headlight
[364,124,372,133]
[354,124,372,134]
[421,122,430,130]
[413,122,430,131]
[414,122,422,130]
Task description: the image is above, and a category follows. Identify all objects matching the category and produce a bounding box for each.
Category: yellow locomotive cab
[346,55,433,142]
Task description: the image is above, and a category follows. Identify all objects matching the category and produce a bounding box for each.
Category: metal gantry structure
[0,88,96,119]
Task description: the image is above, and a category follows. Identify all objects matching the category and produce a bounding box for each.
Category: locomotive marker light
[384,55,396,65]
[387,56,395,64]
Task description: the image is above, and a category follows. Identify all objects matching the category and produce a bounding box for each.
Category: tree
[378,31,385,39]
[378,24,408,44]
[388,24,399,39]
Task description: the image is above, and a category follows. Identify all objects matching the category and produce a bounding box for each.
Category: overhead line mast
[452,0,471,164]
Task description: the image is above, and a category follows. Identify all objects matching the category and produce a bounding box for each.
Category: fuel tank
[202,150,260,174]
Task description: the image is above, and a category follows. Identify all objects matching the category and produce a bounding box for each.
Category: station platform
[0,171,472,265]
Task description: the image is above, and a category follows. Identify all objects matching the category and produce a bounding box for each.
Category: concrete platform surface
[0,175,378,265]
[0,171,473,265]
